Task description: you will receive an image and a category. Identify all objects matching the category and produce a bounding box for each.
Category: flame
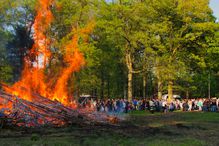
[52,22,95,105]
[33,0,53,63]
[2,0,95,108]
[52,35,85,104]
[4,0,53,102]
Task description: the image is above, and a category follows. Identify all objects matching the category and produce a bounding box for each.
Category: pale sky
[210,0,219,21]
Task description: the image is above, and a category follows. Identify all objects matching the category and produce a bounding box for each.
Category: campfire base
[0,88,120,127]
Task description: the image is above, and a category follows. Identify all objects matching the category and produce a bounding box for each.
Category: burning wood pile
[0,86,119,127]
[0,0,120,127]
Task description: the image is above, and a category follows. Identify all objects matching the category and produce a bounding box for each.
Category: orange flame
[52,22,95,105]
[4,0,53,102]
[3,0,95,108]
[33,0,53,63]
[52,35,84,104]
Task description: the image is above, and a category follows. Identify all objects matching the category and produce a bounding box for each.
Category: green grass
[129,110,219,125]
[0,135,207,146]
[0,111,218,146]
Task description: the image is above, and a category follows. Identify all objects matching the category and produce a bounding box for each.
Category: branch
[122,35,131,46]
[132,67,148,74]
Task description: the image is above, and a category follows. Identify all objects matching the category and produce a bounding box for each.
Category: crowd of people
[81,97,219,113]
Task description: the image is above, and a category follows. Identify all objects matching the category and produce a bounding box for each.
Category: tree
[0,0,36,80]
[0,29,12,83]
[97,0,157,101]
[149,0,218,101]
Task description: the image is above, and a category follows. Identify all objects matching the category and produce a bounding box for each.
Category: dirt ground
[0,111,218,146]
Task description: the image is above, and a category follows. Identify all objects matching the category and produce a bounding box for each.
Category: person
[197,99,203,111]
[0,109,6,128]
[121,99,126,112]
[91,99,96,109]
[202,99,208,112]
[154,99,160,112]
[100,100,105,112]
[133,99,138,110]
[162,100,167,113]
[0,110,5,118]
[140,99,146,110]
[96,100,101,111]
[108,99,113,112]
[216,98,219,110]
[182,100,189,111]
[149,99,155,114]
[125,100,129,113]
[116,99,121,112]
[188,99,192,111]
[210,99,217,112]
[169,102,175,112]
[175,99,180,110]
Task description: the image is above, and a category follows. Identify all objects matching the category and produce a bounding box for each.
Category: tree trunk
[168,80,173,103]
[186,90,189,99]
[126,51,133,101]
[127,70,132,101]
[143,75,146,98]
[158,80,162,100]
[107,76,110,98]
[100,70,104,99]
[123,85,126,99]
[208,71,211,99]
[94,88,97,97]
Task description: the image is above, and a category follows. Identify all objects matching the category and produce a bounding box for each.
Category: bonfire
[0,0,118,127]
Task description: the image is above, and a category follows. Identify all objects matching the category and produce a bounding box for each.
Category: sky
[210,0,219,21]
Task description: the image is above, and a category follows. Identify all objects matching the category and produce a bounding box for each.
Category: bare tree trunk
[107,76,110,98]
[208,71,211,99]
[186,90,189,99]
[168,80,173,103]
[100,70,104,99]
[126,51,133,101]
[156,69,162,100]
[158,80,162,100]
[143,75,146,98]
[127,70,132,101]
[123,85,126,99]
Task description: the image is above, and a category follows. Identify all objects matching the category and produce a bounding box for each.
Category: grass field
[0,111,218,146]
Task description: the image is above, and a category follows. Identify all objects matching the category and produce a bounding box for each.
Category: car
[162,94,181,100]
[78,95,97,105]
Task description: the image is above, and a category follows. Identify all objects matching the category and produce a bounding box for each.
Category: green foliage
[0,28,13,83]
[0,64,13,83]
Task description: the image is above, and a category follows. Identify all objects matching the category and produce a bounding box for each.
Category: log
[0,86,120,127]
[0,90,81,125]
